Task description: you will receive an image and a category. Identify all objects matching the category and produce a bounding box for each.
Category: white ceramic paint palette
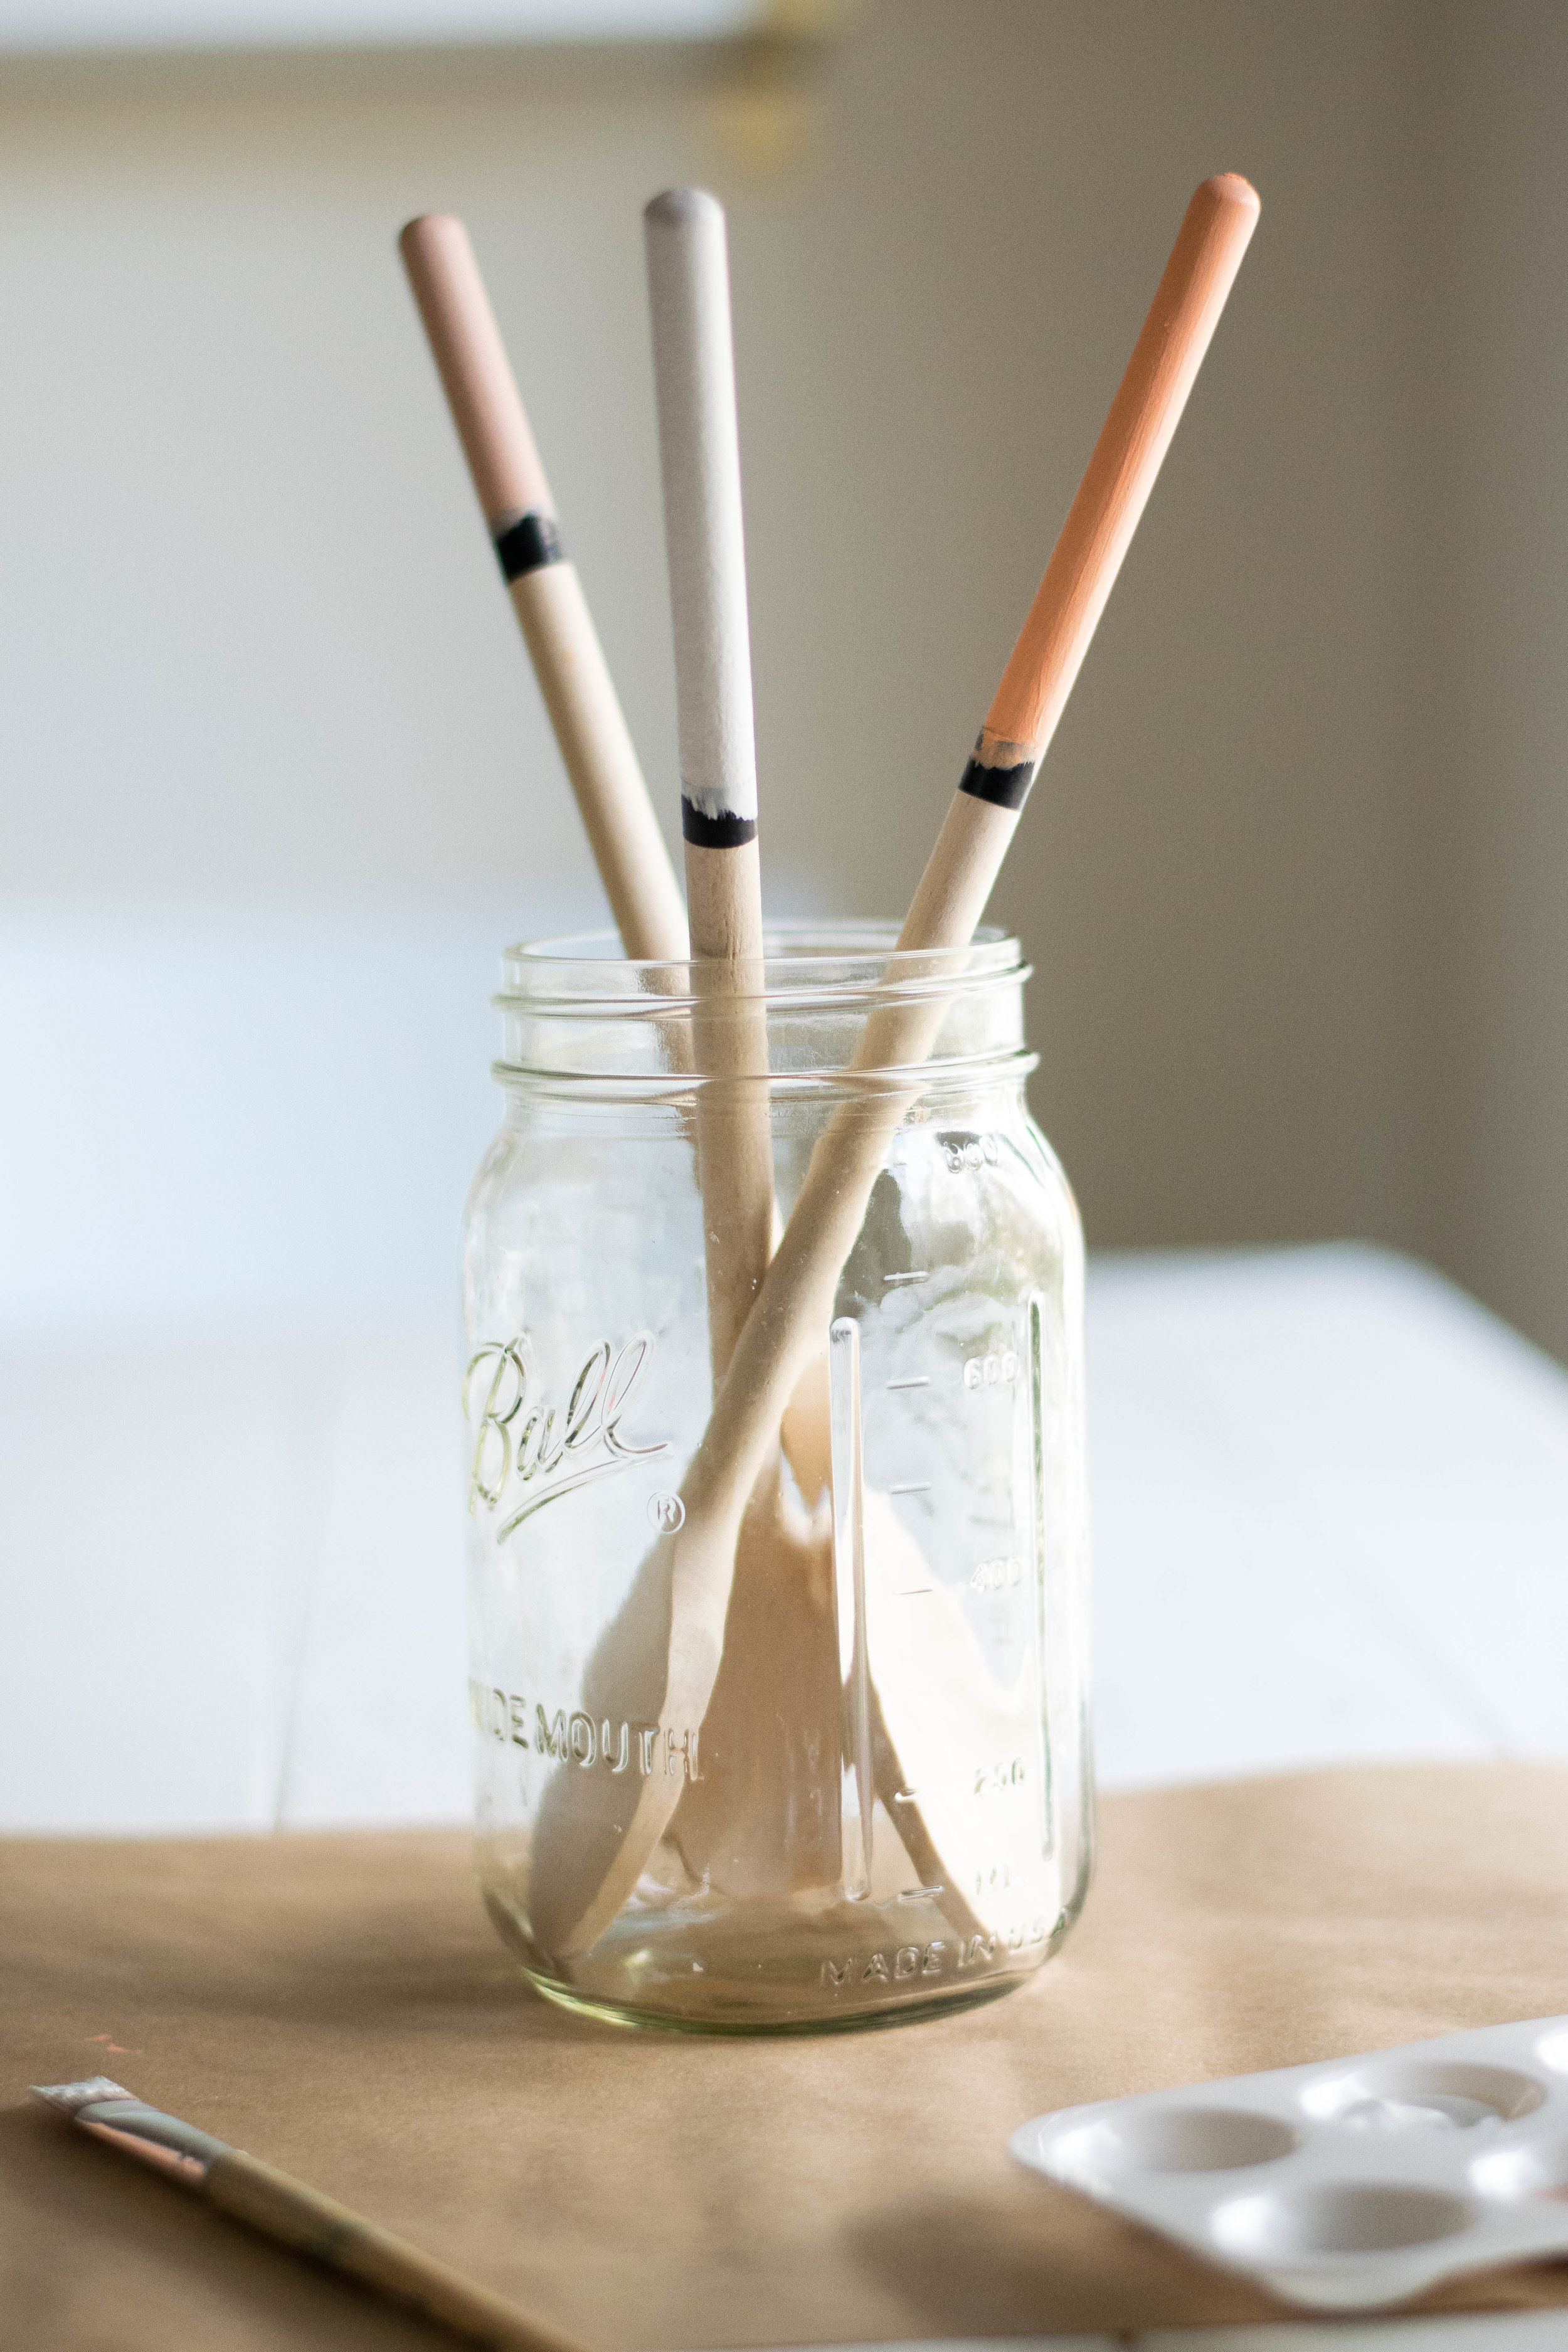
[1010,2018,1568,2311]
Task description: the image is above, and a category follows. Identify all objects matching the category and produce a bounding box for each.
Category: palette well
[1010,2016,1568,2311]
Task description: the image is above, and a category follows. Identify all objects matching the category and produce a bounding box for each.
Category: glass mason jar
[462,921,1091,2033]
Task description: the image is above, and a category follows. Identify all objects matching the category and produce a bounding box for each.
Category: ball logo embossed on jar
[463,1332,669,1538]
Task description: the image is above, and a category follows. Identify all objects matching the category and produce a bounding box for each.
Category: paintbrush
[32,2077,588,2352]
[525,172,1261,1960]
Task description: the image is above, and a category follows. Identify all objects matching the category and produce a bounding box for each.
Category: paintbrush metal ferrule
[32,2078,230,2186]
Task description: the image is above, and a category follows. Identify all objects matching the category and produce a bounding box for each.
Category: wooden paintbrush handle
[685,835,775,1372]
[760,175,1262,1454]
[208,2151,587,2352]
[643,188,760,859]
[512,561,689,963]
[973,171,1261,786]
[400,211,687,967]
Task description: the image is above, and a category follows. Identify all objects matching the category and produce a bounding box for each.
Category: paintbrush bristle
[31,2077,132,2114]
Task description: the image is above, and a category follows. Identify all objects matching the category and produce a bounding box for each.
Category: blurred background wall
[3,1,1565,1359]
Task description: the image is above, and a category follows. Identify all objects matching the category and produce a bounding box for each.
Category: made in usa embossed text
[820,1917,1049,1991]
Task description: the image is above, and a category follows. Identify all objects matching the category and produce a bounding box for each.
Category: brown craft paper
[6,1763,1568,2349]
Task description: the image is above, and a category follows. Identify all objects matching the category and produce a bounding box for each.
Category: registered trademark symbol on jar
[648,1492,686,1532]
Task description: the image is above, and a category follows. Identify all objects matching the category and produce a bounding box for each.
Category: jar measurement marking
[896,1882,946,1902]
[970,1554,1024,1592]
[883,1269,931,1288]
[828,1314,876,1902]
[884,1375,930,1391]
[963,1347,1020,1391]
[889,1480,931,1496]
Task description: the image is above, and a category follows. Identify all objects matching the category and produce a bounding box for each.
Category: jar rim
[497,919,1026,1013]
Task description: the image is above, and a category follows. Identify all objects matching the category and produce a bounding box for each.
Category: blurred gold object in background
[706,0,857,175]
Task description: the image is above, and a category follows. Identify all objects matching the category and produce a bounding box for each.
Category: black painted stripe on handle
[492,510,564,583]
[958,754,1036,812]
[681,797,758,849]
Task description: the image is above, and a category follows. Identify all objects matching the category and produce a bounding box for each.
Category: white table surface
[7,1241,1568,2351]
[8,1241,1567,1836]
